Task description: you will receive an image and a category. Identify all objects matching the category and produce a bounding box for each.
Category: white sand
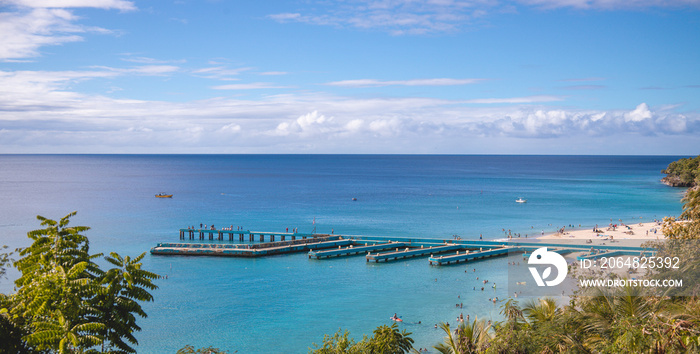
[538,221,667,247]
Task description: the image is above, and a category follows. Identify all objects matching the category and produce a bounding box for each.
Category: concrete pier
[159,229,656,265]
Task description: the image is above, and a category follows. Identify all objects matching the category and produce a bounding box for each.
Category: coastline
[537,220,667,247]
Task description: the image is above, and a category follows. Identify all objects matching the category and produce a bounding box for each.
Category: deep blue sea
[0,155,687,353]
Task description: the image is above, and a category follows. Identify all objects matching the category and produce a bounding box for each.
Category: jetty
[151,228,655,266]
[308,242,407,259]
[153,235,348,257]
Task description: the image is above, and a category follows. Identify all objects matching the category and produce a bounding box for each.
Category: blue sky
[0,0,699,154]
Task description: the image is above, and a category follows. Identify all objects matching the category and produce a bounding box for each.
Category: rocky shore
[661,175,693,187]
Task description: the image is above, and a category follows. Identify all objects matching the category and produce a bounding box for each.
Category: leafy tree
[499,299,524,328]
[366,323,414,354]
[1,212,160,353]
[177,345,233,353]
[0,244,13,282]
[433,319,491,354]
[11,212,104,353]
[91,252,160,353]
[662,187,700,240]
[24,308,103,353]
[309,329,363,354]
[310,323,413,354]
[653,187,700,295]
[662,155,700,187]
[521,298,560,326]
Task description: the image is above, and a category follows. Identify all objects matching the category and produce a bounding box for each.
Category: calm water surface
[0,155,686,352]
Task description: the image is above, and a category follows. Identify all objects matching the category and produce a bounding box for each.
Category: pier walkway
[366,244,463,263]
[428,247,514,266]
[308,242,406,259]
[152,229,656,266]
[152,236,350,257]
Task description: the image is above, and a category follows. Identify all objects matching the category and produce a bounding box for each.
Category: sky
[0,0,699,154]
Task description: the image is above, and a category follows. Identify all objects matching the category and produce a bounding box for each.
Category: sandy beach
[538,220,667,247]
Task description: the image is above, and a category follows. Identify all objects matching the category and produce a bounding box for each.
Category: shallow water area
[0,154,685,352]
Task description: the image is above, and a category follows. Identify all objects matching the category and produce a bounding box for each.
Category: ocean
[0,155,686,352]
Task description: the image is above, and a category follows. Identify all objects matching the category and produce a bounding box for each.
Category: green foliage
[177,345,233,353]
[433,319,491,354]
[662,187,700,240]
[310,323,413,354]
[662,155,700,187]
[1,212,160,354]
[0,293,44,354]
[0,244,13,282]
[366,323,414,354]
[309,329,363,354]
[91,252,160,353]
[488,289,700,354]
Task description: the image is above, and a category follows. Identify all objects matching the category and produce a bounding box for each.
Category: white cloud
[297,110,328,128]
[267,0,496,35]
[259,71,288,76]
[267,13,302,21]
[0,8,83,60]
[624,103,652,122]
[0,0,135,61]
[345,119,364,132]
[192,66,253,80]
[92,65,181,76]
[5,0,135,10]
[120,56,186,64]
[268,0,700,35]
[368,118,403,136]
[464,95,563,104]
[211,82,292,90]
[516,0,700,9]
[0,68,698,153]
[218,123,242,134]
[275,111,333,136]
[326,78,484,87]
[0,1,134,61]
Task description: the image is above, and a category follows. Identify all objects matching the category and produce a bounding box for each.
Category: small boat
[352,197,357,201]
[515,198,527,203]
[390,316,403,322]
[155,193,173,198]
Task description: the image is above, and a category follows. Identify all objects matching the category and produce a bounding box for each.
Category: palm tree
[576,286,656,352]
[367,323,414,354]
[500,299,524,328]
[522,298,560,326]
[681,187,700,220]
[433,319,491,354]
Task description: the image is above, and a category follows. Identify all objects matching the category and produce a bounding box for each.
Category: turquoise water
[0,155,686,352]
